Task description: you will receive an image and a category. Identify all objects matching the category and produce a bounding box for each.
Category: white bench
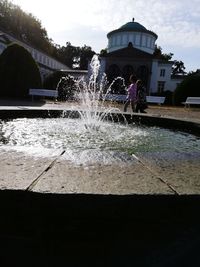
[146,96,165,105]
[29,88,58,100]
[102,94,127,102]
[183,97,200,108]
[102,94,166,105]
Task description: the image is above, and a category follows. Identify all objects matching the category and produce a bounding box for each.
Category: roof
[0,29,70,70]
[102,43,154,59]
[107,18,157,39]
[60,69,88,74]
[119,21,147,31]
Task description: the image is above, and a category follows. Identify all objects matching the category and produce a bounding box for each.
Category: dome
[119,20,147,31]
[107,18,157,54]
[107,18,157,38]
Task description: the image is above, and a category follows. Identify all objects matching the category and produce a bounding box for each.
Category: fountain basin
[0,108,200,195]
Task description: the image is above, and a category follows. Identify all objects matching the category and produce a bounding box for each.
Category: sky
[11,0,200,72]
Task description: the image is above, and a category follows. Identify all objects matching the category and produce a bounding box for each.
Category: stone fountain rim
[0,108,200,137]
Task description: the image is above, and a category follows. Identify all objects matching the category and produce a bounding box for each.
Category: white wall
[108,31,156,54]
[149,60,159,94]
[167,77,183,91]
[150,60,184,93]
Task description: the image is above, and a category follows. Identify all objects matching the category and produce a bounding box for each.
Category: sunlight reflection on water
[0,118,200,165]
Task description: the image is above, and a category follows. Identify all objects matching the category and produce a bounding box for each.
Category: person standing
[135,79,147,113]
[123,75,137,112]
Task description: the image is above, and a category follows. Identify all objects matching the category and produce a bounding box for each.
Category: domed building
[100,18,184,95]
[107,18,157,55]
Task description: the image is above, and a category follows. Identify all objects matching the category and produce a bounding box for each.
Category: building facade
[100,18,184,94]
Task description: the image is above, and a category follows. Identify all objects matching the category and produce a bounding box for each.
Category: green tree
[172,60,186,75]
[43,71,63,90]
[0,43,42,97]
[79,45,95,70]
[0,0,13,32]
[173,74,200,105]
[0,1,97,69]
[153,45,173,60]
[54,42,78,68]
[99,48,107,56]
[0,0,54,55]
[43,71,77,100]
[53,42,95,69]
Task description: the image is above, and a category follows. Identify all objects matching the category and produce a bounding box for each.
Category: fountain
[57,55,126,131]
[1,56,200,267]
[0,55,200,169]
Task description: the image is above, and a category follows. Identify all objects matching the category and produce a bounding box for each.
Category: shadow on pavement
[0,98,46,107]
[0,190,200,267]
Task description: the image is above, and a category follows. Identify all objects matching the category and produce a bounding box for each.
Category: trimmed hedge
[0,43,42,97]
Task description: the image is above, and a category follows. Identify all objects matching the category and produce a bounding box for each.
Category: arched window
[106,64,121,82]
[122,65,135,85]
[137,65,149,86]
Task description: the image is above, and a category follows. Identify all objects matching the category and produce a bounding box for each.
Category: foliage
[43,71,77,100]
[172,60,186,75]
[162,90,173,105]
[151,90,173,105]
[153,45,173,61]
[57,76,76,101]
[43,71,63,90]
[173,74,200,105]
[53,42,78,68]
[53,42,95,69]
[187,69,200,76]
[0,0,96,69]
[0,43,42,97]
[79,45,95,70]
[99,48,108,56]
[109,79,126,94]
[0,0,53,54]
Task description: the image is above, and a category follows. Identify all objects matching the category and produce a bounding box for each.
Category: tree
[99,48,108,56]
[43,71,63,90]
[153,45,173,61]
[0,0,54,54]
[0,43,42,97]
[172,60,186,75]
[0,1,97,69]
[53,42,95,69]
[43,71,77,100]
[173,73,200,105]
[53,42,78,68]
[79,45,95,70]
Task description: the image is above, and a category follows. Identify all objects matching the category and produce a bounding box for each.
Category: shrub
[43,71,62,90]
[162,90,173,105]
[43,71,76,101]
[109,78,126,95]
[0,43,42,98]
[173,75,200,105]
